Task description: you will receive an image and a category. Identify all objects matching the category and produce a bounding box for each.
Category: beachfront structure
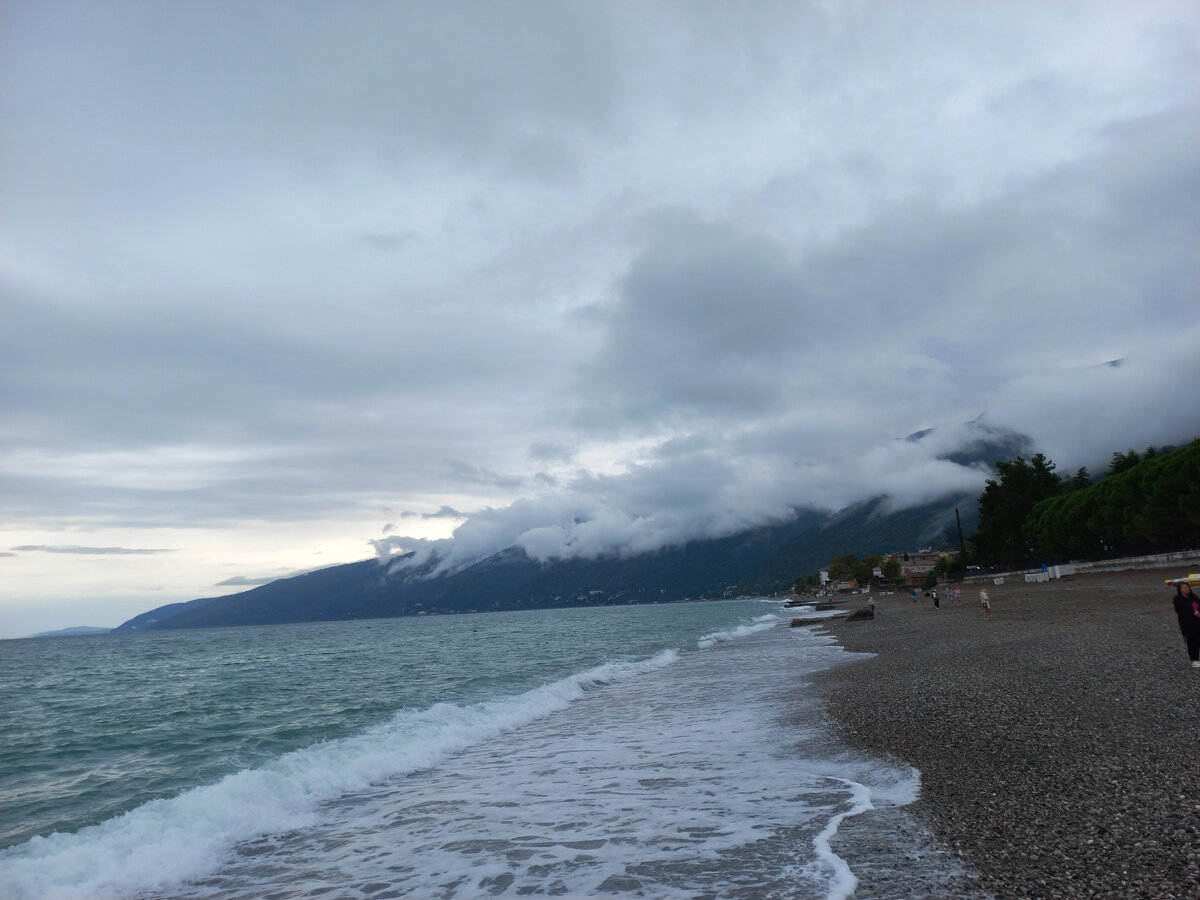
[887,549,950,585]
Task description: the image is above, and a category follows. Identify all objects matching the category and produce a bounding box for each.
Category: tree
[971,453,1062,564]
[827,554,858,581]
[1064,467,1091,492]
[881,558,903,585]
[793,573,821,593]
[1109,449,1141,476]
[1024,440,1200,557]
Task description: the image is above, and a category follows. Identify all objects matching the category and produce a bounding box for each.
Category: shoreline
[806,567,1200,899]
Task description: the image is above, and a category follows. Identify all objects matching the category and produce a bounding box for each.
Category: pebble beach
[809,567,1200,900]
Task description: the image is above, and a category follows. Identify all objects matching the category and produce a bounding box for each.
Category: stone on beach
[811,568,1200,900]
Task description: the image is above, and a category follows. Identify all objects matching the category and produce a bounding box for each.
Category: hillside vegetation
[960,439,1199,569]
[1023,440,1200,557]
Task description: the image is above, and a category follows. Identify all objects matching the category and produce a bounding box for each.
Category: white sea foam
[812,777,873,900]
[169,623,914,900]
[3,609,931,900]
[0,651,679,900]
[696,612,779,648]
[778,750,921,900]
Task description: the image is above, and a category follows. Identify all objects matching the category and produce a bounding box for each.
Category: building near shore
[886,550,950,585]
[821,549,951,590]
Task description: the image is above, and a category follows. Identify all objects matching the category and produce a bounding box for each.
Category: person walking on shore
[932,588,940,609]
[1171,582,1200,668]
[980,589,991,619]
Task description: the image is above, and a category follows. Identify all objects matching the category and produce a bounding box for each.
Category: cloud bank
[12,545,173,556]
[1,0,1198,635]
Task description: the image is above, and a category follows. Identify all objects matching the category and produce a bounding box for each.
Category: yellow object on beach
[1164,573,1200,585]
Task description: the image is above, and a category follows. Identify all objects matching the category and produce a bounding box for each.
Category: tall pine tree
[971,454,1062,564]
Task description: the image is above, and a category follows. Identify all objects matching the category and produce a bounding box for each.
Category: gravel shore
[808,567,1200,900]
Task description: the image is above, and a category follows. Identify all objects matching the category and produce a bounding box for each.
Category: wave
[0,650,680,900]
[696,612,779,649]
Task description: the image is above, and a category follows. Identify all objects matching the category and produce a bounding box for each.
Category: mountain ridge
[115,423,1025,631]
[114,492,976,631]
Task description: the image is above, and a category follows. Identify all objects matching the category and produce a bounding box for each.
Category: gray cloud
[576,100,1200,455]
[528,443,577,464]
[12,545,173,555]
[381,99,1200,574]
[577,217,814,427]
[400,506,469,520]
[441,460,526,491]
[357,231,422,254]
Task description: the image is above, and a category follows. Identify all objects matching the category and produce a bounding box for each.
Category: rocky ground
[808,567,1200,900]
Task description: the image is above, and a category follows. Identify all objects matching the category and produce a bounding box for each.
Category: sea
[0,599,930,900]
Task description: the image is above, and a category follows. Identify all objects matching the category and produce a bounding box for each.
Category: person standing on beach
[980,589,991,619]
[932,588,939,609]
[1171,582,1200,668]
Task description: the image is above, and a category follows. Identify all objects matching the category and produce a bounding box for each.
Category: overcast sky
[2,1,1198,637]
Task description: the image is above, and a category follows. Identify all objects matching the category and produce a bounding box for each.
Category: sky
[2,0,1199,638]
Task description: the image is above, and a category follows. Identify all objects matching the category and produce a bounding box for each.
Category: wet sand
[807,568,1200,899]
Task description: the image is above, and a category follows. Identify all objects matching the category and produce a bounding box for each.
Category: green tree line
[1023,439,1200,557]
[792,439,1197,588]
[967,439,1199,566]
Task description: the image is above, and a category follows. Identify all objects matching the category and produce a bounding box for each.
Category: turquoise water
[0,599,920,899]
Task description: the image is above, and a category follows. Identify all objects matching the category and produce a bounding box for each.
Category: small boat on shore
[1164,573,1200,585]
